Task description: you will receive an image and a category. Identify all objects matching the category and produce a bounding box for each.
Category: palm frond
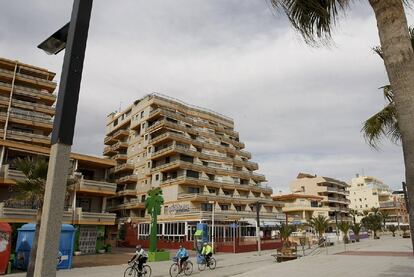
[372,46,383,59]
[270,0,350,45]
[362,103,400,149]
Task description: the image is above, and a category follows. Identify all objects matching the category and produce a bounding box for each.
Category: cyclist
[128,245,148,276]
[201,242,213,265]
[175,245,189,273]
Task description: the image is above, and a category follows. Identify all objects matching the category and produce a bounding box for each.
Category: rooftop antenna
[118,101,122,113]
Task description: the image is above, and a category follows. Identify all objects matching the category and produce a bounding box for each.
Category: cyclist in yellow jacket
[201,242,213,265]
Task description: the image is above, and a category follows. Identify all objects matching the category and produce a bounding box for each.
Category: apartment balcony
[0,95,54,116]
[0,68,56,92]
[113,129,129,140]
[0,81,56,105]
[0,129,50,145]
[115,189,137,197]
[104,135,117,146]
[322,197,350,204]
[70,208,116,225]
[177,191,276,206]
[117,175,138,184]
[0,111,53,132]
[160,175,273,194]
[152,160,266,182]
[379,201,399,209]
[0,165,25,182]
[320,186,349,196]
[107,199,145,211]
[282,203,328,213]
[68,177,117,196]
[112,141,128,151]
[113,154,127,161]
[148,107,239,138]
[114,163,134,173]
[149,132,251,159]
[0,201,71,223]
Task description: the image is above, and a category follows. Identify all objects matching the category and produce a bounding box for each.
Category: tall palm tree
[145,187,164,253]
[337,221,351,244]
[10,157,48,277]
[308,215,330,242]
[270,0,414,251]
[349,209,360,225]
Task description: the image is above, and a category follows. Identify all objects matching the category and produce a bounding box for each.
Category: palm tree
[337,221,351,244]
[380,210,390,229]
[308,215,330,243]
[10,157,48,277]
[270,0,414,251]
[362,214,382,239]
[279,223,294,248]
[145,187,164,253]
[351,223,362,242]
[362,27,414,148]
[349,209,360,225]
[388,225,397,237]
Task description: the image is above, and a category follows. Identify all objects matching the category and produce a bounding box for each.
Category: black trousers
[137,257,147,271]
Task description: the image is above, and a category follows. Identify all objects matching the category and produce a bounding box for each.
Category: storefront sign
[168,204,190,214]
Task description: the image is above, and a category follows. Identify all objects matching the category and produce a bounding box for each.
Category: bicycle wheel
[169,263,180,277]
[142,265,152,277]
[208,258,216,270]
[198,261,206,271]
[124,266,137,277]
[184,261,193,276]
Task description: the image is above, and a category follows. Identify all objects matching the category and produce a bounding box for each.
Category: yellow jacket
[201,244,213,255]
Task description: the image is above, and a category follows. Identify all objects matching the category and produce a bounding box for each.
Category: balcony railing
[72,177,117,195]
[114,163,135,173]
[0,81,56,100]
[6,130,50,142]
[7,111,53,124]
[117,175,138,184]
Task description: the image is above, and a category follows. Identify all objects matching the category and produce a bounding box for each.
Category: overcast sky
[0,1,411,192]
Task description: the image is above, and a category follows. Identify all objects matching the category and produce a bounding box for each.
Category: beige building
[272,194,329,225]
[289,173,351,223]
[380,190,409,225]
[0,57,117,253]
[103,93,284,241]
[349,175,396,223]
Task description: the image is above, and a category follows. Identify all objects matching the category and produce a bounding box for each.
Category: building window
[113,118,118,127]
[188,187,200,194]
[201,203,213,211]
[235,205,242,212]
[220,205,229,211]
[145,134,148,140]
[186,170,199,179]
[141,111,144,118]
[155,174,159,181]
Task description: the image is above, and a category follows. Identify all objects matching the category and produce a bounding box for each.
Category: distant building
[0,57,117,254]
[272,194,329,225]
[289,173,351,223]
[349,175,394,223]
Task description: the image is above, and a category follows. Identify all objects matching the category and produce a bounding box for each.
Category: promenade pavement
[9,235,413,277]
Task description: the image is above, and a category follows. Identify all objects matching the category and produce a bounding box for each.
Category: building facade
[289,173,351,224]
[0,57,117,254]
[272,194,329,225]
[103,93,284,245]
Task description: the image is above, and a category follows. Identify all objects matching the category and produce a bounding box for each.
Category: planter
[148,251,170,262]
[74,251,82,256]
[98,249,106,254]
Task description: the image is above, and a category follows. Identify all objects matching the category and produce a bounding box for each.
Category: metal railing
[0,81,56,99]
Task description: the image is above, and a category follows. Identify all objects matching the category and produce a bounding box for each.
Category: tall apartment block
[104,93,284,243]
[0,57,118,253]
[289,173,351,224]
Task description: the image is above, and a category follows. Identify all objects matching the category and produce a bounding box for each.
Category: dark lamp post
[37,23,69,55]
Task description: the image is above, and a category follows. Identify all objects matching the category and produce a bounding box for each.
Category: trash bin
[15,224,76,271]
[0,223,12,275]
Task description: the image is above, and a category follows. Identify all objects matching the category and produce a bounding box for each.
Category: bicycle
[124,260,152,277]
[197,254,216,271]
[169,257,193,277]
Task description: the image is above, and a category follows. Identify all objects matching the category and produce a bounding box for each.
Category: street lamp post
[34,0,93,276]
[209,201,215,252]
[256,201,261,256]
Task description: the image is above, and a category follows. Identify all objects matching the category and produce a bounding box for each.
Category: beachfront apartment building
[0,57,118,254]
[272,194,329,225]
[289,173,351,224]
[349,175,394,223]
[103,93,285,243]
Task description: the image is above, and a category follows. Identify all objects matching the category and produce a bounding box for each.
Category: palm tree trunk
[369,0,414,253]
[26,209,41,277]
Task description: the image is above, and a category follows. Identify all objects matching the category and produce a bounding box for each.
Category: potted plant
[388,225,397,237]
[98,248,106,254]
[279,223,294,255]
[104,244,112,253]
[401,226,410,238]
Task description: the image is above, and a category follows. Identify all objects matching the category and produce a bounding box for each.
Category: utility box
[0,223,12,275]
[15,224,75,270]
